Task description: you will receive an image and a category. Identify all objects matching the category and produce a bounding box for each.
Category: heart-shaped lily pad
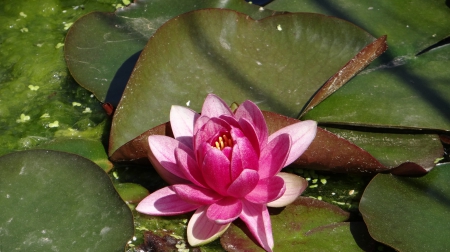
[0,150,134,251]
[64,0,276,106]
[359,163,450,252]
[221,197,374,251]
[109,9,376,155]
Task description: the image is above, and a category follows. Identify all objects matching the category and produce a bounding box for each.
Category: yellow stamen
[219,136,224,149]
[212,134,233,150]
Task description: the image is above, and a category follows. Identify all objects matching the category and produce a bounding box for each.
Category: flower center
[213,133,233,150]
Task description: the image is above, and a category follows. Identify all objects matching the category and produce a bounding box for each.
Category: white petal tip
[267,172,307,207]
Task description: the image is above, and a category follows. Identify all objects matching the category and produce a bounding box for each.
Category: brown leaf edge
[109,110,424,174]
[299,35,388,118]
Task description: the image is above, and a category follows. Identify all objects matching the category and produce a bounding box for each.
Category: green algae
[0,0,121,156]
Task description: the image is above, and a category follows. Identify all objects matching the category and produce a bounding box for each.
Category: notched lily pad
[359,163,450,252]
[64,0,277,106]
[221,197,374,251]
[0,150,134,251]
[109,8,377,155]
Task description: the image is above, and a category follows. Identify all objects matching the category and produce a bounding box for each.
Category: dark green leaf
[64,0,276,106]
[109,9,376,155]
[0,150,134,251]
[359,163,450,252]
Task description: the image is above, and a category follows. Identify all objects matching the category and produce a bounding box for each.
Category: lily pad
[35,138,113,172]
[359,163,450,252]
[0,150,134,251]
[109,9,377,155]
[221,197,374,251]
[302,44,450,131]
[64,0,276,106]
[266,0,450,57]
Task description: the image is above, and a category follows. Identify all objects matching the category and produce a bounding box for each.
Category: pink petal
[202,147,232,196]
[218,114,240,129]
[227,169,259,198]
[187,206,231,246]
[201,94,233,118]
[194,117,229,152]
[230,128,259,179]
[175,147,206,187]
[237,118,261,154]
[148,135,189,184]
[240,201,274,252]
[193,115,210,135]
[172,184,222,205]
[268,120,317,167]
[258,133,291,179]
[234,100,269,147]
[267,172,308,207]
[245,176,286,204]
[136,186,198,215]
[170,105,199,148]
[206,197,242,224]
[229,142,244,180]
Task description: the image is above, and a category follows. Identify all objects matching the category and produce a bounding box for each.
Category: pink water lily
[136,94,317,251]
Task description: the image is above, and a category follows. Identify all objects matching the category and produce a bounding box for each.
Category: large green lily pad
[302,44,450,131]
[221,197,374,251]
[64,0,276,106]
[109,9,376,155]
[266,0,450,57]
[359,163,450,252]
[0,150,134,251]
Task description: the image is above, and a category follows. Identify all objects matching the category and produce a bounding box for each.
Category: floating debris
[28,85,39,91]
[48,121,59,128]
[16,114,30,123]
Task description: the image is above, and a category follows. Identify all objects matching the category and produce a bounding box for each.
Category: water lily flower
[136,94,317,251]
